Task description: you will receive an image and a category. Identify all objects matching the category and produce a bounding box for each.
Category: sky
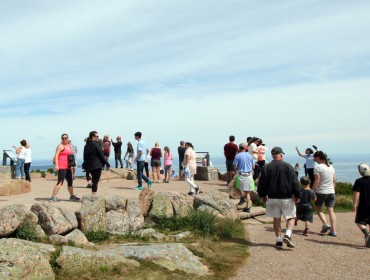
[1,0,370,161]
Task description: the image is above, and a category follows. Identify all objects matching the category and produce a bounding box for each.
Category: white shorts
[266,198,296,219]
[237,173,253,192]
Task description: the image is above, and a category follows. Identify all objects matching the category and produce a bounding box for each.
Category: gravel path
[233,212,370,280]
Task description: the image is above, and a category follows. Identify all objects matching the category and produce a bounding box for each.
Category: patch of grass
[216,218,245,239]
[156,209,216,237]
[85,231,110,242]
[113,232,149,242]
[15,223,39,242]
[49,246,62,270]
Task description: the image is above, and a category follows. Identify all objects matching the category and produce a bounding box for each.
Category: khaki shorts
[237,173,253,192]
[266,198,296,219]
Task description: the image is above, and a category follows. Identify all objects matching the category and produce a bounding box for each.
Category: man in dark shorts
[353,163,370,247]
[224,135,239,185]
[178,141,186,180]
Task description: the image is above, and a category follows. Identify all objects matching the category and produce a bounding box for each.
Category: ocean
[30,154,370,184]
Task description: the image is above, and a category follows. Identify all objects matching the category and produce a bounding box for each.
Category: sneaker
[242,207,251,213]
[86,183,92,188]
[147,180,153,188]
[135,186,143,191]
[303,229,309,236]
[328,231,337,237]
[237,199,246,206]
[320,224,332,234]
[283,235,295,248]
[69,195,81,202]
[275,241,283,248]
[49,196,58,203]
[365,232,370,247]
[194,187,200,195]
[188,192,195,196]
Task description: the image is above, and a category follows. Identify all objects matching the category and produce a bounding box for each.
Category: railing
[2,150,17,178]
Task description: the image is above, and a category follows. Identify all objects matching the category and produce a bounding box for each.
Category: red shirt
[224,142,238,161]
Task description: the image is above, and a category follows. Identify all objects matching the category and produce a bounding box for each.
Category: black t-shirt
[178,146,186,162]
[353,176,370,214]
[112,141,122,153]
[298,189,316,205]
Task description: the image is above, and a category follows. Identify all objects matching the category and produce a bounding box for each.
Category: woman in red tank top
[49,133,80,202]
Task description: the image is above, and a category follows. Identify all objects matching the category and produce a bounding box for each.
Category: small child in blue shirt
[295,176,317,236]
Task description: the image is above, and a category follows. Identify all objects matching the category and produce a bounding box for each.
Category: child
[353,163,370,247]
[295,176,316,236]
[294,163,300,177]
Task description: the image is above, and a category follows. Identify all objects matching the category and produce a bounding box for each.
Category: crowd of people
[11,133,369,248]
[224,135,370,248]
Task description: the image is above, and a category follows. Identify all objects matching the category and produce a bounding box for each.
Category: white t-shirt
[248,143,258,161]
[24,148,32,163]
[314,164,336,194]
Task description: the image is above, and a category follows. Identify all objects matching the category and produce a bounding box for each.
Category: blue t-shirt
[233,152,254,172]
[137,140,147,161]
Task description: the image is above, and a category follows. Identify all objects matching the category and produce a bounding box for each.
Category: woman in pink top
[150,142,162,183]
[163,146,173,183]
[49,133,80,202]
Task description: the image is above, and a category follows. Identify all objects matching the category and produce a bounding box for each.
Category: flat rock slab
[238,206,266,220]
[108,243,209,276]
[254,215,273,223]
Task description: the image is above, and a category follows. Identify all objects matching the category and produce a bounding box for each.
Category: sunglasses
[62,136,68,139]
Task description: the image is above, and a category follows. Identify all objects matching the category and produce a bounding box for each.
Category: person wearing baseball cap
[258,146,301,249]
[233,142,255,213]
[353,163,370,247]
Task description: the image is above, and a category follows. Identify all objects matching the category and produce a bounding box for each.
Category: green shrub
[15,223,39,242]
[335,195,353,211]
[336,182,353,196]
[85,231,110,242]
[47,168,55,174]
[216,218,245,239]
[40,171,46,178]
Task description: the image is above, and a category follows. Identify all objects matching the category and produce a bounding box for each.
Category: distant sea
[30,154,370,184]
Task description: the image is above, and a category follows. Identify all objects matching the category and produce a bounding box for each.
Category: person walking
[50,133,80,202]
[295,176,316,236]
[24,142,32,182]
[353,163,370,247]
[83,131,110,195]
[13,140,27,180]
[150,142,162,183]
[233,142,255,213]
[313,150,337,237]
[178,141,186,180]
[182,142,200,196]
[224,135,239,185]
[258,146,301,248]
[111,136,123,168]
[124,142,135,170]
[134,132,152,190]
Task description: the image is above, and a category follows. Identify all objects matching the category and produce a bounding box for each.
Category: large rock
[76,196,106,233]
[17,211,47,240]
[31,203,78,235]
[238,206,266,220]
[0,204,28,237]
[0,238,55,279]
[228,176,242,199]
[104,195,127,212]
[106,210,130,234]
[0,179,31,196]
[126,199,145,232]
[110,243,208,276]
[149,192,174,219]
[167,192,193,218]
[65,229,90,246]
[56,246,139,274]
[138,188,155,216]
[193,191,239,220]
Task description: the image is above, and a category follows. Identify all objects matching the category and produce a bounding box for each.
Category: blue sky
[1,0,370,161]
